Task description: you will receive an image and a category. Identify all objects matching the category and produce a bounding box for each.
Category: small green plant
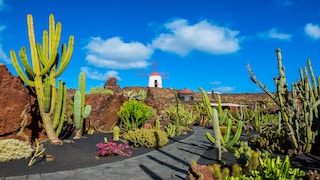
[123,89,147,101]
[118,100,150,131]
[28,138,46,166]
[89,87,114,95]
[251,155,305,179]
[0,139,33,162]
[113,125,120,141]
[164,123,177,137]
[122,128,169,148]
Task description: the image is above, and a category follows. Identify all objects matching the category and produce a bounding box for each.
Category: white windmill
[148,71,162,88]
[138,62,168,88]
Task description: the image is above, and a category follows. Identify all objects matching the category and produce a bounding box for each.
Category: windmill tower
[138,61,168,88]
[148,71,162,88]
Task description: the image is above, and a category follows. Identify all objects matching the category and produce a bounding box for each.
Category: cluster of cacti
[162,104,198,128]
[249,127,291,154]
[234,142,259,175]
[122,128,169,148]
[0,139,33,162]
[200,87,243,157]
[209,164,231,179]
[118,100,150,131]
[206,109,244,154]
[251,155,305,179]
[89,87,114,95]
[248,48,320,154]
[192,102,209,126]
[10,14,73,145]
[251,110,281,132]
[123,89,147,101]
[73,72,92,139]
[164,123,177,137]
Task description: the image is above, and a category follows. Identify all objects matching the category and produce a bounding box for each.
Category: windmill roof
[179,88,194,94]
[150,72,160,76]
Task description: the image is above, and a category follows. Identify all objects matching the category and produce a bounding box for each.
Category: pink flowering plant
[96,139,132,157]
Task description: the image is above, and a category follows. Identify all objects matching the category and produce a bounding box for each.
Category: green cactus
[118,100,150,131]
[10,14,73,145]
[164,123,177,137]
[155,119,161,131]
[113,125,120,141]
[248,48,320,154]
[212,108,222,161]
[53,80,67,136]
[122,129,169,148]
[73,72,92,139]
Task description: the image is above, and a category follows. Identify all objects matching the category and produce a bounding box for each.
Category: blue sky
[1,0,320,93]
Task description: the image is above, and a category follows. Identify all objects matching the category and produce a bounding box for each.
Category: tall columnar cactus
[73,72,92,139]
[247,48,320,154]
[10,14,74,145]
[212,108,221,160]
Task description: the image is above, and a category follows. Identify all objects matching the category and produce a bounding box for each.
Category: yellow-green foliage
[122,128,169,148]
[0,139,33,162]
[89,87,114,95]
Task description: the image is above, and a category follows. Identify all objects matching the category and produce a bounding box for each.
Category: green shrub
[118,100,150,131]
[89,87,113,95]
[0,139,33,162]
[122,128,169,148]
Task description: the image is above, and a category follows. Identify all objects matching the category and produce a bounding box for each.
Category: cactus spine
[73,72,92,139]
[10,14,73,145]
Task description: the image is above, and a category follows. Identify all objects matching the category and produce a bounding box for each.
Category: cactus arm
[18,47,35,77]
[43,76,52,113]
[56,36,74,76]
[53,80,64,128]
[225,120,243,149]
[10,50,35,86]
[247,64,280,105]
[223,118,232,143]
[199,87,212,120]
[55,82,67,135]
[40,18,60,75]
[42,30,49,62]
[82,105,92,119]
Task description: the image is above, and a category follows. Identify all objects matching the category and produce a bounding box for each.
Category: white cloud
[274,0,294,7]
[152,19,240,56]
[258,28,292,40]
[0,24,10,64]
[304,23,320,39]
[210,81,221,85]
[213,86,235,93]
[0,0,9,12]
[84,37,153,69]
[81,67,120,81]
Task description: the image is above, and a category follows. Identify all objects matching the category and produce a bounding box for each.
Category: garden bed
[0,130,193,177]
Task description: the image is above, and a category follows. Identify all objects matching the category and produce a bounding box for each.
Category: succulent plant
[0,139,33,162]
[122,128,169,148]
